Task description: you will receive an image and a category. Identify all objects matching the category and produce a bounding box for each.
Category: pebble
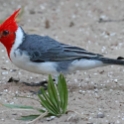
[114,79,118,83]
[40,5,45,10]
[46,116,55,121]
[97,112,105,118]
[1,118,4,121]
[116,120,120,123]
[79,90,85,94]
[1,71,8,75]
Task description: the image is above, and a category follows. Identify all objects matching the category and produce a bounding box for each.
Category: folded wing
[19,35,103,62]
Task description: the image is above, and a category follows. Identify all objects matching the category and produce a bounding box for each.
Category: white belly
[69,59,104,71]
[10,49,58,75]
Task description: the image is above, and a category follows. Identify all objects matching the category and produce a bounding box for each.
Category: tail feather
[117,56,124,60]
[99,57,124,66]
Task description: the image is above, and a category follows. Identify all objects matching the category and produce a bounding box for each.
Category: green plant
[1,74,68,123]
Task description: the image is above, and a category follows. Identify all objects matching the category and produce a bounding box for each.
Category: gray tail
[98,57,124,66]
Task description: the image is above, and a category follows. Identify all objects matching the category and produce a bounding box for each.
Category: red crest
[0,8,20,32]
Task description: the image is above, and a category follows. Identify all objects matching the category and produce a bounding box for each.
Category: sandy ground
[0,0,124,124]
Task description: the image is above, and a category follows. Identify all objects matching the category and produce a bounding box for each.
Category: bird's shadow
[7,77,51,94]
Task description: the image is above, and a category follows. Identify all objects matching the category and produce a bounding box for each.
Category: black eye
[3,30,9,36]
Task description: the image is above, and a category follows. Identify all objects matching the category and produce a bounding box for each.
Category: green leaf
[47,75,60,110]
[2,103,35,110]
[38,88,58,115]
[18,114,40,121]
[58,74,68,113]
[37,109,46,113]
[38,74,68,116]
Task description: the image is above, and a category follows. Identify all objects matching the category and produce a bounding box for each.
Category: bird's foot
[8,77,20,83]
[22,80,48,87]
[8,77,49,87]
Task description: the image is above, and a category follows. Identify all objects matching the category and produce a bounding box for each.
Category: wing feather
[19,35,102,62]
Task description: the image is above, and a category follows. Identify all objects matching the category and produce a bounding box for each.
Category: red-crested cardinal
[0,9,124,77]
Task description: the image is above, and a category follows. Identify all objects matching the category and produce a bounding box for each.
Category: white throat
[12,26,24,51]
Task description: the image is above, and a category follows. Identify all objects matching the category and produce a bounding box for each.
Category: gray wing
[19,35,103,62]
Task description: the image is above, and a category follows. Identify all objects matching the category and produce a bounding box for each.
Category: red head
[0,9,20,56]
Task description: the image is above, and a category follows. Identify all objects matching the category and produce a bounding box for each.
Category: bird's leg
[8,77,20,83]
[23,79,56,86]
[7,77,55,87]
[22,80,48,87]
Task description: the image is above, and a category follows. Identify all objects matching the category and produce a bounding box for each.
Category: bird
[0,9,124,82]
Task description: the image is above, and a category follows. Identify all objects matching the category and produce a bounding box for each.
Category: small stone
[29,10,35,14]
[94,89,98,93]
[69,22,74,27]
[114,79,118,83]
[2,71,8,75]
[116,120,120,123]
[45,19,50,29]
[97,112,105,118]
[72,14,76,19]
[1,118,4,121]
[46,116,55,121]
[40,5,45,10]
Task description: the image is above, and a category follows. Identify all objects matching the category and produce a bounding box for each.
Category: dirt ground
[0,0,124,124]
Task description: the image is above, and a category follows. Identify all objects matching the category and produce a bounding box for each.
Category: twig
[27,111,48,124]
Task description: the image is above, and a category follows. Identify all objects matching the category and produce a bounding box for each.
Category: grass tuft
[1,74,68,123]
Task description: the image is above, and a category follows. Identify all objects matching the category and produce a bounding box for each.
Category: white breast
[10,27,57,75]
